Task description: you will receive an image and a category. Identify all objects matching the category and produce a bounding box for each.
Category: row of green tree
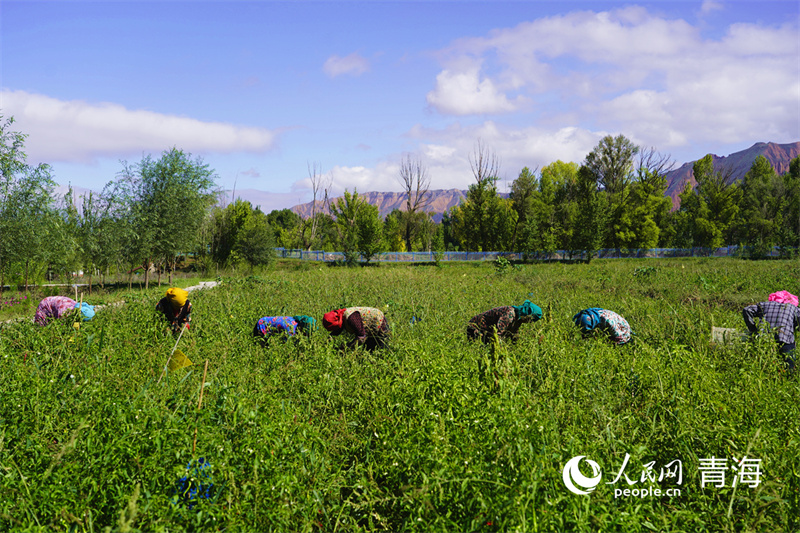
[1,115,798,290]
[461,137,800,259]
[266,136,800,261]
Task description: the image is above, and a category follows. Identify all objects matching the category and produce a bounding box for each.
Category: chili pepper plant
[0,258,798,531]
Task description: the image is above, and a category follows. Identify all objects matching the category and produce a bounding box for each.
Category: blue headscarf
[573,308,603,333]
[74,302,95,321]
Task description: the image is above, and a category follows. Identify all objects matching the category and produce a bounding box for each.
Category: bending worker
[467,299,543,343]
[322,307,390,350]
[742,299,800,372]
[253,315,316,346]
[35,296,95,326]
[156,287,192,333]
[573,307,632,345]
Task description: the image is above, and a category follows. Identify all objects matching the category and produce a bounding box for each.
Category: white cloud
[425,7,800,149]
[700,0,724,15]
[418,125,596,189]
[422,144,457,162]
[328,160,400,194]
[256,6,799,209]
[1,89,278,164]
[721,22,797,54]
[240,167,261,179]
[323,52,370,78]
[426,66,526,115]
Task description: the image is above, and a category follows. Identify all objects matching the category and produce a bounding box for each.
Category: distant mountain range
[290,189,474,223]
[291,142,799,219]
[662,141,800,208]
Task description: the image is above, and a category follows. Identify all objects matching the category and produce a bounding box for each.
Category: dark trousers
[779,342,796,372]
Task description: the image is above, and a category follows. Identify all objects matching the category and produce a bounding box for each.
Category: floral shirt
[254,316,299,338]
[468,306,520,340]
[597,309,632,345]
[343,307,390,342]
[34,296,78,326]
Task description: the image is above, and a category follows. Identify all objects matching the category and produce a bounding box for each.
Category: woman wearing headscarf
[253,315,317,346]
[34,296,95,326]
[156,287,192,333]
[573,308,632,345]
[322,307,390,350]
[467,299,543,343]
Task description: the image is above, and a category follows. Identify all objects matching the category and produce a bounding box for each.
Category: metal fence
[275,246,794,263]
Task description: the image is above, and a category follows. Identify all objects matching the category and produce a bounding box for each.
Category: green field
[1,258,798,532]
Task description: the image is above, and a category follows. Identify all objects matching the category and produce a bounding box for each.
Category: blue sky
[2,0,798,212]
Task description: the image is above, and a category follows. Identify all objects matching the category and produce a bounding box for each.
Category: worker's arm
[175,301,192,325]
[742,304,762,334]
[345,311,367,343]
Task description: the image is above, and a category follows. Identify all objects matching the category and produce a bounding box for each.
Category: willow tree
[114,148,217,287]
[0,116,58,291]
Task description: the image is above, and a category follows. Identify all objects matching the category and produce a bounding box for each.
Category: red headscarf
[323,309,345,333]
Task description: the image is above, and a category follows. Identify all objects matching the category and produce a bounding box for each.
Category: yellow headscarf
[165,287,189,309]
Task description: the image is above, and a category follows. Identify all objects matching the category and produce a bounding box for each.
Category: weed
[633,266,659,277]
[493,256,521,275]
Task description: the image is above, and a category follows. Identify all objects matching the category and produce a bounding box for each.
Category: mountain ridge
[662,141,800,208]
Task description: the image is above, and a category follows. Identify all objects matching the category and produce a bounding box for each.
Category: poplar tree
[734,155,785,257]
[330,189,385,265]
[777,157,800,256]
[573,165,609,261]
[677,154,741,251]
[397,154,432,252]
[234,207,275,269]
[450,140,516,252]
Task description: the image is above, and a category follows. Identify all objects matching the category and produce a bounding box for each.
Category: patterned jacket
[343,307,390,342]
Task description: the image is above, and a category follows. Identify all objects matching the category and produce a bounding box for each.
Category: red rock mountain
[290,142,799,218]
[291,189,471,222]
[663,141,800,209]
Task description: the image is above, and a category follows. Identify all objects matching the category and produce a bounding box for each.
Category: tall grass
[0,258,797,531]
